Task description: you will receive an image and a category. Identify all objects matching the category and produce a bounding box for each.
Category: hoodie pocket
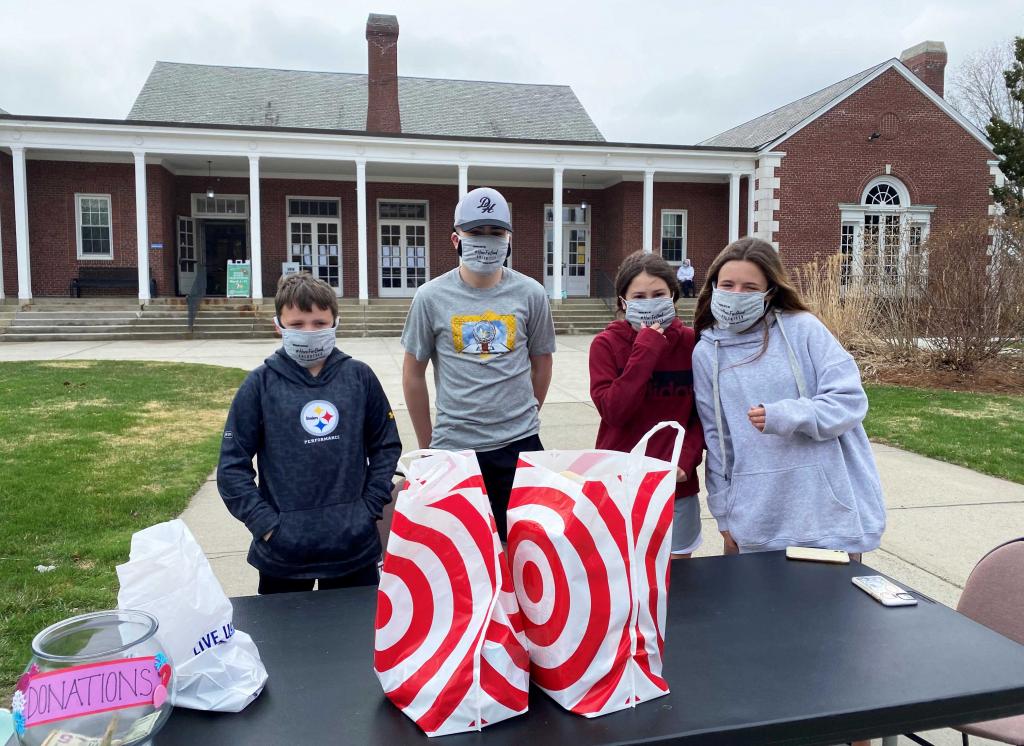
[725,464,862,547]
[268,502,377,566]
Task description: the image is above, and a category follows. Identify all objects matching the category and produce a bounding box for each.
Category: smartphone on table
[851,575,918,606]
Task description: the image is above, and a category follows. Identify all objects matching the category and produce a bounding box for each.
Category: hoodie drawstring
[711,311,809,481]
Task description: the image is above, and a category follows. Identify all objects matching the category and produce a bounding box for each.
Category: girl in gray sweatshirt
[691,238,885,555]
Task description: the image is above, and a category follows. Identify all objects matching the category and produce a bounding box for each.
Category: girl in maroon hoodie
[590,251,705,558]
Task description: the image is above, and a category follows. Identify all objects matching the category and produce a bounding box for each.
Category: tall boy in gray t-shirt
[401,187,556,539]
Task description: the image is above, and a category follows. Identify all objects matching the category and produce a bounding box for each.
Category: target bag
[507,421,685,717]
[374,449,530,737]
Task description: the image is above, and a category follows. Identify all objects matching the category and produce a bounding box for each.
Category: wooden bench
[70,266,142,297]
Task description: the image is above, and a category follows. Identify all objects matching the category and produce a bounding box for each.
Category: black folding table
[156,552,1024,745]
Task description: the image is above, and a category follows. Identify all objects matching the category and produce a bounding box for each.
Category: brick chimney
[366,13,401,133]
[900,41,948,97]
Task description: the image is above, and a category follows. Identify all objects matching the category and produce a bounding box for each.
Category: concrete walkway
[4,337,1021,746]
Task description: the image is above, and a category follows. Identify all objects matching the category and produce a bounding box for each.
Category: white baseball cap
[454,187,513,232]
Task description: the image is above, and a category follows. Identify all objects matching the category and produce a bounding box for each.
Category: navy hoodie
[217,347,402,579]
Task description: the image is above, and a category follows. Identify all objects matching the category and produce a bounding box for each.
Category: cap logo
[477,196,497,214]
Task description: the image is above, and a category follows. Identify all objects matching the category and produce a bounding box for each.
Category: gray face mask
[276,318,338,368]
[460,234,509,275]
[622,296,677,330]
[710,287,769,331]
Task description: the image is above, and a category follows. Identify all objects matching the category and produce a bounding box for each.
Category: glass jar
[11,609,174,746]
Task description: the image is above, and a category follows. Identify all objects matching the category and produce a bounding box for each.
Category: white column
[458,164,468,198]
[747,172,756,239]
[11,145,31,301]
[728,172,741,243]
[552,167,564,301]
[133,151,150,302]
[248,155,263,300]
[356,159,369,302]
[642,169,655,253]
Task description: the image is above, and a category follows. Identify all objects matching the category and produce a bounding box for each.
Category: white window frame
[75,193,114,260]
[376,199,430,296]
[838,177,933,291]
[285,196,343,296]
[659,209,688,264]
[190,193,250,219]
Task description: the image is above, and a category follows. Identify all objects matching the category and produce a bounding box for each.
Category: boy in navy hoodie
[217,273,402,594]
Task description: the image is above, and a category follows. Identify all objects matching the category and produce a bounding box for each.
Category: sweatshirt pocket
[725,463,862,547]
[268,502,377,566]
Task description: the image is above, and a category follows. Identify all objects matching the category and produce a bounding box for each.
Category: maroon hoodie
[589,318,704,497]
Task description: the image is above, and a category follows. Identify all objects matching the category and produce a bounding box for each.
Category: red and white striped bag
[374,449,530,737]
[507,422,685,717]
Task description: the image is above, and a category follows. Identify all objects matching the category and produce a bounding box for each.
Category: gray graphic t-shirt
[401,267,557,451]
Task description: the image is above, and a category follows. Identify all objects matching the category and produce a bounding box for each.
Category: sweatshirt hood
[264,347,352,386]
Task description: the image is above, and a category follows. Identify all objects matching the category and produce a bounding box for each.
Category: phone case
[852,575,918,606]
[785,546,850,564]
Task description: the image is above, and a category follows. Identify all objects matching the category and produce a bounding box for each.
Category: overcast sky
[1,0,1020,144]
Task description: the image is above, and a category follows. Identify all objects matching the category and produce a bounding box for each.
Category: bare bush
[793,216,1024,373]
[920,217,1024,370]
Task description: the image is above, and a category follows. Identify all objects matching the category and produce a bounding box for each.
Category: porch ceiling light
[580,173,588,211]
[206,160,215,199]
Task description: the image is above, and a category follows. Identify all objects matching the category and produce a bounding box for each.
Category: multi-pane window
[193,196,248,217]
[405,225,427,288]
[840,224,855,286]
[660,211,687,263]
[839,178,930,291]
[379,202,427,220]
[288,198,341,290]
[380,224,403,289]
[76,195,112,258]
[178,218,196,274]
[288,199,339,217]
[544,206,587,224]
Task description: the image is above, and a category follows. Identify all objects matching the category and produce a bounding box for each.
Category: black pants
[258,562,379,595]
[681,280,694,298]
[476,433,543,541]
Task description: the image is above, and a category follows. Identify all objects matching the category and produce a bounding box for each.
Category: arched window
[838,177,933,292]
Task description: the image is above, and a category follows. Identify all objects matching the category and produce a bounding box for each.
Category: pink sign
[23,656,159,728]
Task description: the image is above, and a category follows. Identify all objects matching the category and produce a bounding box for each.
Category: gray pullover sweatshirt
[693,311,885,553]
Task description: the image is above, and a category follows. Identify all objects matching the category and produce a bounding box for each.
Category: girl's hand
[721,530,739,555]
[646,322,665,335]
[747,405,767,432]
[675,467,687,482]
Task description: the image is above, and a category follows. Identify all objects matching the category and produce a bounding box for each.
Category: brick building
[0,20,999,304]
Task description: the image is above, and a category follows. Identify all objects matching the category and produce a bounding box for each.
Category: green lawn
[864,384,1024,484]
[0,361,246,702]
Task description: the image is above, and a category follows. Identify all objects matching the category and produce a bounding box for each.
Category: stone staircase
[0,297,697,342]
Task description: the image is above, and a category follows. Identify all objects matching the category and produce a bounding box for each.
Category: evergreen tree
[988,36,1024,212]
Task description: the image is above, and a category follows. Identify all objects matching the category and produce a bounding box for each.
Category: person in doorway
[217,273,402,594]
[590,251,705,558]
[677,258,695,298]
[691,237,885,561]
[401,187,556,540]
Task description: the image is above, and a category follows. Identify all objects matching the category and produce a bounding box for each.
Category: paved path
[4,337,1020,745]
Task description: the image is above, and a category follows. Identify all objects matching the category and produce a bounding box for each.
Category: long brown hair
[693,237,810,337]
[613,250,680,316]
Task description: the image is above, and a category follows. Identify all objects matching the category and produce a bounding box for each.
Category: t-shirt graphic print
[451,310,516,360]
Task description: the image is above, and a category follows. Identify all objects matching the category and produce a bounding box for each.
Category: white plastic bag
[116,519,268,712]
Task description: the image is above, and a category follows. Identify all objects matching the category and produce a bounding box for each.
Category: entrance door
[288,218,342,295]
[378,202,429,297]
[544,204,591,297]
[176,216,196,295]
[203,221,247,296]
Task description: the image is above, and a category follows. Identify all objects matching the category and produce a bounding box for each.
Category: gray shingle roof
[127,62,605,142]
[700,61,890,149]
